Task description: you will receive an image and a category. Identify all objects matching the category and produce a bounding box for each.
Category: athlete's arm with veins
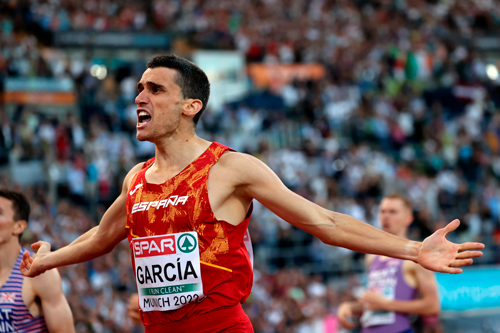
[229,153,484,274]
[20,163,145,277]
[69,226,98,245]
[30,268,75,333]
[361,262,440,316]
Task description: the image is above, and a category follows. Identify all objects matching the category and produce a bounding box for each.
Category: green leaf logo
[178,233,197,253]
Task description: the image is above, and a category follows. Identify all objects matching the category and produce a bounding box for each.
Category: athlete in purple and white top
[0,189,74,333]
[338,194,440,333]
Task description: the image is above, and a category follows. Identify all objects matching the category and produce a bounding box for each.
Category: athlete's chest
[368,258,402,288]
[127,174,214,236]
[0,277,29,332]
[0,295,17,332]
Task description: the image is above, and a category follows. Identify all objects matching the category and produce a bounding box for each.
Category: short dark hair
[0,189,30,240]
[147,54,210,125]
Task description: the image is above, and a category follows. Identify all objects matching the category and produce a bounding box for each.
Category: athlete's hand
[127,293,142,326]
[337,302,357,329]
[19,241,52,277]
[360,291,390,311]
[417,219,484,274]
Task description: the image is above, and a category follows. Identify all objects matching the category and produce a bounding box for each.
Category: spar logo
[134,235,176,258]
[178,233,197,253]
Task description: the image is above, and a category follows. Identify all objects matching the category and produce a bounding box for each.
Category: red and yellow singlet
[126,142,253,330]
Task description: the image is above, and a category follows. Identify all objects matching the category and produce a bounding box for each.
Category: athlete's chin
[136,132,152,142]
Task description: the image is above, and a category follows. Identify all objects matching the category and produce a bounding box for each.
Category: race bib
[360,286,396,327]
[132,231,204,312]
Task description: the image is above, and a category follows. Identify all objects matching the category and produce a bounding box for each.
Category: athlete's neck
[149,133,211,181]
[0,238,21,273]
[396,231,408,239]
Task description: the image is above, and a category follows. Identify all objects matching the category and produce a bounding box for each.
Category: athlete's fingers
[337,313,356,329]
[127,305,141,324]
[340,319,356,329]
[449,259,473,267]
[20,255,32,276]
[455,250,483,259]
[457,242,485,251]
[441,266,463,274]
[127,308,141,320]
[19,258,27,272]
[443,219,460,235]
[22,251,32,269]
[337,303,356,329]
[31,241,42,251]
[22,250,32,262]
[338,305,352,318]
[362,301,374,310]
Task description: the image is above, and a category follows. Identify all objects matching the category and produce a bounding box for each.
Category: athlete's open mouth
[138,110,152,125]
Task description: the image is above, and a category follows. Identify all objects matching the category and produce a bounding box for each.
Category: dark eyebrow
[137,81,166,91]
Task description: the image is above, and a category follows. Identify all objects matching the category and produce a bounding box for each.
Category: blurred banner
[192,50,249,111]
[437,266,500,314]
[474,37,500,50]
[54,31,171,48]
[3,78,76,105]
[247,63,326,91]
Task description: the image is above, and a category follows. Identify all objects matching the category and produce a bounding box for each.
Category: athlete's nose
[135,89,149,106]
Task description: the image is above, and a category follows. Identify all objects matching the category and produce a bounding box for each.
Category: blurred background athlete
[338,194,440,333]
[0,189,74,333]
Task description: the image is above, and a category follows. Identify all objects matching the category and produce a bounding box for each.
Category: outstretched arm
[69,226,98,245]
[20,163,144,277]
[229,153,484,273]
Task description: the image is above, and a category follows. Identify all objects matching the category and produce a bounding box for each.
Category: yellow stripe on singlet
[201,261,232,273]
[125,226,140,238]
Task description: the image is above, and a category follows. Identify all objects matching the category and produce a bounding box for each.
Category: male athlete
[20,55,483,332]
[338,195,440,333]
[0,189,74,333]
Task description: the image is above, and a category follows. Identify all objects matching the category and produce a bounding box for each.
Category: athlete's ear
[405,213,414,227]
[182,99,203,118]
[13,220,27,237]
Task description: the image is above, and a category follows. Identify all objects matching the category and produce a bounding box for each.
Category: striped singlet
[0,249,48,333]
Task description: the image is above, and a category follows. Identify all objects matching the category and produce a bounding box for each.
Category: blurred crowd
[3,0,500,332]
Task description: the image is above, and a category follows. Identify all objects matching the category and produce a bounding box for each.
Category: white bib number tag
[360,286,396,327]
[132,231,204,312]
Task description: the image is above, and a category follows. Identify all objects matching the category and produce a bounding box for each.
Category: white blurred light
[90,64,107,80]
[96,65,107,80]
[486,64,498,80]
[332,159,345,172]
[90,64,100,77]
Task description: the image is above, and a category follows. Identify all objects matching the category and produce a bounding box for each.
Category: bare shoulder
[128,162,146,178]
[123,162,146,190]
[214,151,271,184]
[28,268,63,297]
[216,151,259,168]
